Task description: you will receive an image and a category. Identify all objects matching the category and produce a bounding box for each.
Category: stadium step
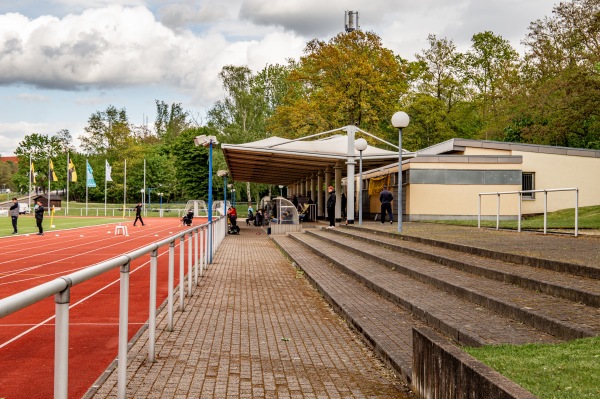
[300,228,600,341]
[333,226,600,308]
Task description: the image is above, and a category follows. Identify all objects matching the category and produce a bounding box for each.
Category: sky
[0,0,559,156]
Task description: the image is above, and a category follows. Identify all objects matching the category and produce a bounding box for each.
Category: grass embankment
[432,205,600,231]
[466,337,600,399]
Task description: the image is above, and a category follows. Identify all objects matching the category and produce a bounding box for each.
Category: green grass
[0,215,127,237]
[465,336,600,399]
[430,205,600,231]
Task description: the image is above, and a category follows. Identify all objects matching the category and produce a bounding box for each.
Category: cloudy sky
[0,0,558,156]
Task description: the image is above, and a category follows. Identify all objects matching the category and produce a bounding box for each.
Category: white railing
[478,188,579,236]
[0,215,227,399]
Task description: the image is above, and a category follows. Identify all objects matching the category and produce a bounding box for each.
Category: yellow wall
[517,151,600,213]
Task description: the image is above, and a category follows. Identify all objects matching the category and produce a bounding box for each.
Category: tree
[170,127,211,200]
[415,34,466,113]
[463,31,519,138]
[155,101,189,144]
[80,105,133,156]
[267,30,407,143]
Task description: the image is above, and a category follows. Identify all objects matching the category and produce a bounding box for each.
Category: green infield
[0,215,128,237]
[466,336,600,399]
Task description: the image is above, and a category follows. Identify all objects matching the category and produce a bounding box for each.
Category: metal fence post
[54,278,72,399]
[194,229,199,286]
[148,249,158,362]
[167,242,175,332]
[496,193,500,230]
[187,232,193,296]
[575,189,579,237]
[118,261,130,399]
[477,194,481,229]
[200,227,205,277]
[544,190,548,234]
[518,192,522,233]
[179,236,185,310]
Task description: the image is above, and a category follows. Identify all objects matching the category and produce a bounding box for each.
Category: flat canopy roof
[222,134,403,185]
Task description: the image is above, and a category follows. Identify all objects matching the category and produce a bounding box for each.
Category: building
[361,139,600,221]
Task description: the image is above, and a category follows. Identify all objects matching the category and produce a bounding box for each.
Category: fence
[478,188,579,236]
[0,215,227,399]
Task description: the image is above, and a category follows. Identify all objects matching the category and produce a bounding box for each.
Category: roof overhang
[222,133,406,185]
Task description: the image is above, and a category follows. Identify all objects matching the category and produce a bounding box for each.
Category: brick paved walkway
[90,231,410,398]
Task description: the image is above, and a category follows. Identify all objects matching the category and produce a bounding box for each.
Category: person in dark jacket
[133,202,145,226]
[379,185,394,224]
[35,200,44,235]
[9,197,19,234]
[326,186,336,228]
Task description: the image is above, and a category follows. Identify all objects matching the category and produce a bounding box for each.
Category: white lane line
[0,247,175,349]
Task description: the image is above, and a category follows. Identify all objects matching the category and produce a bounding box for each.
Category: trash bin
[267,227,271,235]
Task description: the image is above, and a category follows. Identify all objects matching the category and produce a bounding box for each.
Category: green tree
[170,127,211,200]
[463,31,519,139]
[80,105,133,156]
[268,30,407,142]
[155,101,189,144]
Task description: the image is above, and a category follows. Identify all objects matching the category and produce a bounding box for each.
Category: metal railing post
[544,190,548,235]
[118,261,130,399]
[575,189,579,237]
[200,227,205,277]
[148,249,158,362]
[518,192,522,233]
[477,194,481,229]
[208,221,213,264]
[54,278,72,399]
[167,242,175,332]
[496,193,500,230]
[187,232,193,296]
[179,236,185,310]
[194,229,199,286]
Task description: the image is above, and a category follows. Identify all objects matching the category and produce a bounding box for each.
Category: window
[522,172,535,199]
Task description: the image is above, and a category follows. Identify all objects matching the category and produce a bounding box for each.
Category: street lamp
[391,111,410,233]
[354,138,368,225]
[195,134,219,263]
[140,188,145,203]
[278,184,284,197]
[157,192,163,209]
[217,170,228,217]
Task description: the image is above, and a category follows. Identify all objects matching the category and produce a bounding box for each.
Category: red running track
[0,217,206,399]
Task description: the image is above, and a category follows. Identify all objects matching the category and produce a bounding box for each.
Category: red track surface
[0,217,205,399]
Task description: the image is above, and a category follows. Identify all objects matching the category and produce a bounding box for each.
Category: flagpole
[123,159,127,218]
[143,158,146,216]
[48,158,51,216]
[104,159,107,216]
[86,159,88,216]
[28,154,32,210]
[66,152,70,216]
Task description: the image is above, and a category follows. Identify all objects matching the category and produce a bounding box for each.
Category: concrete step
[331,226,600,308]
[285,232,560,347]
[305,229,600,341]
[271,235,421,383]
[346,225,600,280]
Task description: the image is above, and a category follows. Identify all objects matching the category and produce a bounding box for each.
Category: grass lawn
[430,205,600,231]
[465,336,600,399]
[0,215,129,237]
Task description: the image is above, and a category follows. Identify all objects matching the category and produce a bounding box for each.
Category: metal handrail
[478,188,579,236]
[0,215,227,399]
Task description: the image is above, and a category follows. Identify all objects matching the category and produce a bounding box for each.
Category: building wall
[517,151,600,213]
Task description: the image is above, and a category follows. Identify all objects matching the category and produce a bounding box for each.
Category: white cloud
[17,93,49,102]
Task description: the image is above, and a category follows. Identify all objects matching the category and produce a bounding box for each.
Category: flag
[49,159,58,182]
[86,160,96,188]
[30,162,36,184]
[68,159,77,182]
[105,160,113,182]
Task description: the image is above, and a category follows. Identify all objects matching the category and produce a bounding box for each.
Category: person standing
[133,202,145,226]
[35,200,44,235]
[379,185,394,224]
[341,193,347,219]
[326,186,336,228]
[9,197,19,234]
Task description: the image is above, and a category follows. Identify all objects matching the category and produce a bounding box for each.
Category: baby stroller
[182,211,194,226]
[228,224,240,235]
